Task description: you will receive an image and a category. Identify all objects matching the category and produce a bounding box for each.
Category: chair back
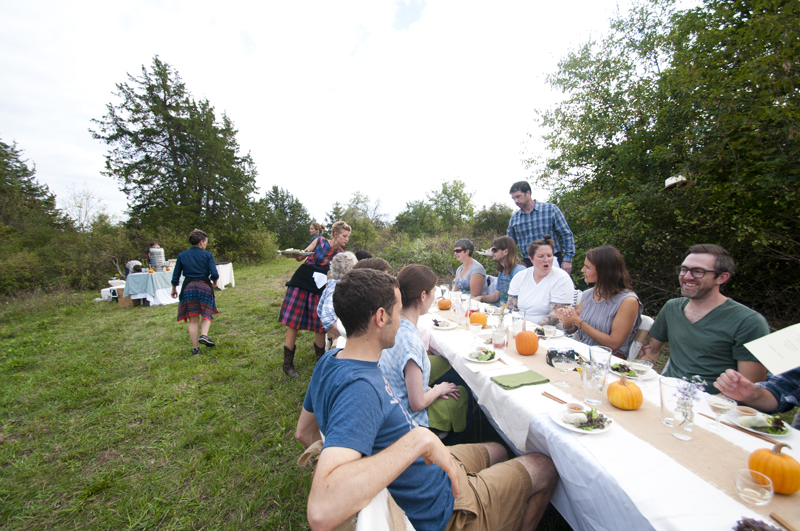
[627,315,654,361]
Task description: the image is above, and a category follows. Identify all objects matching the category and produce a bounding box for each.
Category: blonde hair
[331,221,351,235]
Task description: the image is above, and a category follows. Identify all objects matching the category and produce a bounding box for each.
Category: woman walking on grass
[279,220,351,377]
[171,229,219,356]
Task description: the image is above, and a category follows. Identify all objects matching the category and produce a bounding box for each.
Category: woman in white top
[507,235,574,325]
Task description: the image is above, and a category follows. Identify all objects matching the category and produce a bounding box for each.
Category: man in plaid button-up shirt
[507,181,576,273]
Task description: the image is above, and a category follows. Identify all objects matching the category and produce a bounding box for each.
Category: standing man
[295,269,557,531]
[638,244,769,393]
[507,181,575,273]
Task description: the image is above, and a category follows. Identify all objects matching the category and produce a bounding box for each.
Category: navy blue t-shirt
[303,349,454,531]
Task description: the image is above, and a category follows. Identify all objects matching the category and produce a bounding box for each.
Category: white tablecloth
[216,262,235,290]
[426,310,798,531]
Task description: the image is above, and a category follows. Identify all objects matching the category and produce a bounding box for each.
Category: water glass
[511,310,526,338]
[492,327,507,349]
[734,469,773,506]
[582,364,607,405]
[543,325,557,338]
[659,377,681,427]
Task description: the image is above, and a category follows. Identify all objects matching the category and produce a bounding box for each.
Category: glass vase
[671,398,694,441]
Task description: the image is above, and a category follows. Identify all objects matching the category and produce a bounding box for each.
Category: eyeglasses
[675,266,721,278]
[453,249,465,254]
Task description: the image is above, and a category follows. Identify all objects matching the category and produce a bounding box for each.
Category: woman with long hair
[557,246,642,359]
[171,229,219,355]
[474,236,526,306]
[279,220,351,377]
[379,265,461,428]
[507,235,574,325]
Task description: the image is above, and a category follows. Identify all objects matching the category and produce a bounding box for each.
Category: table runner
[502,335,800,523]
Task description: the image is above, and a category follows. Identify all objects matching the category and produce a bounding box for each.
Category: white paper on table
[744,322,800,376]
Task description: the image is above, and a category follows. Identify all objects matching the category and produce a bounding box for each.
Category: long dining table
[424,305,800,531]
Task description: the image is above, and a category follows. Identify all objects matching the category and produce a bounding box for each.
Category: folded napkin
[491,370,550,390]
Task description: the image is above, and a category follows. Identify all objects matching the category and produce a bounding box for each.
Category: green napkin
[491,370,550,390]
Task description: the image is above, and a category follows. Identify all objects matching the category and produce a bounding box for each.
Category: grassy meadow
[0,260,572,530]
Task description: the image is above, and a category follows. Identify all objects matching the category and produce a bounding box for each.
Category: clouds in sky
[1,0,629,223]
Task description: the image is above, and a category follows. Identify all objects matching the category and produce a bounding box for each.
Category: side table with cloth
[215,262,235,290]
[123,272,181,306]
[426,304,800,531]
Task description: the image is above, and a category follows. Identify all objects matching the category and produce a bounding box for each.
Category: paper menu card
[744,322,800,376]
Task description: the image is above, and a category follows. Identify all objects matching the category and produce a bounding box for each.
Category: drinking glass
[439,284,449,300]
[543,325,557,339]
[659,377,681,427]
[734,469,773,506]
[629,359,653,388]
[584,346,611,405]
[469,323,483,346]
[512,310,526,338]
[705,394,736,432]
[492,326,507,349]
[553,357,578,388]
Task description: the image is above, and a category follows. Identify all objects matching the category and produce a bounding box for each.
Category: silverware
[697,412,778,444]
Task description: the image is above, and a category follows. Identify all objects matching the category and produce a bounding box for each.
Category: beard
[681,281,714,300]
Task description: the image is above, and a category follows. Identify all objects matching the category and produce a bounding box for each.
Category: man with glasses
[638,244,769,392]
[507,181,575,272]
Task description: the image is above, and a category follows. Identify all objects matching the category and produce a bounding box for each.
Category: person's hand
[171,288,178,299]
[415,427,461,498]
[562,261,573,274]
[433,382,459,400]
[714,369,757,402]
[557,306,580,326]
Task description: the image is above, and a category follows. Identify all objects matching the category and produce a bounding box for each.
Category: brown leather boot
[315,343,326,362]
[283,345,298,378]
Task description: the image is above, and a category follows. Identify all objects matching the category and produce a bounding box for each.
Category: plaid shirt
[507,201,576,262]
[317,279,339,331]
[757,367,800,414]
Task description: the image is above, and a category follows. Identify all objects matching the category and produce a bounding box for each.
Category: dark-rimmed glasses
[675,266,721,278]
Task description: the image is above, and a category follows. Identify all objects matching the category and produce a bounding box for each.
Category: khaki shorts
[445,444,533,531]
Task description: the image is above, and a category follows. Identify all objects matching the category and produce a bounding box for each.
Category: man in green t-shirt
[638,244,769,393]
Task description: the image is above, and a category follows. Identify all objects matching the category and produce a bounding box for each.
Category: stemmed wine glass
[629,359,653,388]
[705,394,737,432]
[469,323,483,348]
[552,356,578,387]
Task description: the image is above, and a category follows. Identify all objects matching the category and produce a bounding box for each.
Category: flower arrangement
[675,375,706,402]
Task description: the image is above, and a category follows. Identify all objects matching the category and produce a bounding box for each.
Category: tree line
[2,0,798,331]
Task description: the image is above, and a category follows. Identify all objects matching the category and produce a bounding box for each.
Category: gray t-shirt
[455,260,486,296]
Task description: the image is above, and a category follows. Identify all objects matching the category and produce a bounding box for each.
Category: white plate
[279,249,312,256]
[549,406,614,435]
[432,319,457,331]
[536,330,565,338]
[462,350,501,364]
[731,414,790,438]
[609,364,658,381]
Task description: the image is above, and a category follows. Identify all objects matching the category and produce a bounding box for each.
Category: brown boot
[315,343,326,362]
[283,345,298,378]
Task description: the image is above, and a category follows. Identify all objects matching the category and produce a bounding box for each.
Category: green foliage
[393,200,443,238]
[534,0,800,327]
[427,179,475,229]
[326,192,387,252]
[255,186,313,249]
[91,56,259,253]
[472,202,513,236]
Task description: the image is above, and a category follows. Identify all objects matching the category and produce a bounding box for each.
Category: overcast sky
[2,0,633,224]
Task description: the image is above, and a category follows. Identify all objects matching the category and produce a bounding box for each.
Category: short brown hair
[189,229,208,246]
[353,257,391,272]
[334,269,399,338]
[686,243,736,278]
[527,234,555,258]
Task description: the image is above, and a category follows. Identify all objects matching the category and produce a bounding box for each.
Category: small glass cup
[543,325,557,339]
[734,469,773,506]
[492,327,507,349]
[629,359,653,388]
[512,310,526,338]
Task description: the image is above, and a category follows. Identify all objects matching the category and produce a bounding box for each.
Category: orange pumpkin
[748,442,800,494]
[607,375,643,410]
[148,268,155,273]
[469,312,488,327]
[516,330,539,355]
[437,299,452,310]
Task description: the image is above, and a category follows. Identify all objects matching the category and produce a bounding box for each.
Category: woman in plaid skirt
[279,220,351,377]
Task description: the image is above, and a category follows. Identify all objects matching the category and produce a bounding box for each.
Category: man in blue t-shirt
[295,269,557,531]
[638,244,769,392]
